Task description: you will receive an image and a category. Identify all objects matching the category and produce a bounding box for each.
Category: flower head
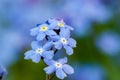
[24,41,54,63]
[48,18,74,30]
[44,57,74,79]
[30,23,57,41]
[51,28,76,55]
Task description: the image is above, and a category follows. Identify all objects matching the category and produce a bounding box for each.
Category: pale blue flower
[95,31,120,55]
[30,23,57,41]
[48,18,74,30]
[70,64,106,80]
[24,41,54,63]
[51,28,76,55]
[0,30,24,67]
[44,57,74,79]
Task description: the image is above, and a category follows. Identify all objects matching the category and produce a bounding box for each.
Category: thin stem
[49,73,55,80]
[46,74,49,80]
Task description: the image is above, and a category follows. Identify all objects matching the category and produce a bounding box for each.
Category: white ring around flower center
[36,48,43,54]
[54,62,62,68]
[40,25,48,31]
[60,38,67,44]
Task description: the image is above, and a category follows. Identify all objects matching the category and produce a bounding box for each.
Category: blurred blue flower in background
[60,0,111,37]
[0,0,112,38]
[0,28,27,67]
[0,65,7,77]
[70,64,106,80]
[95,31,120,56]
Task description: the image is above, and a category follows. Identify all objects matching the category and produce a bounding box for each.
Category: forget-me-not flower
[30,23,57,41]
[51,28,76,55]
[48,18,74,31]
[44,57,74,79]
[24,41,54,63]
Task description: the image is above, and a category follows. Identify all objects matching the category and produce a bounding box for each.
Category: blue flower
[24,41,54,63]
[69,64,106,80]
[51,28,76,55]
[44,57,74,79]
[0,65,7,77]
[48,18,74,30]
[95,31,120,55]
[30,23,57,41]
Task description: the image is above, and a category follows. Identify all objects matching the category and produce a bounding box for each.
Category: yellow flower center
[40,26,48,31]
[57,22,64,27]
[36,48,43,54]
[54,62,62,68]
[60,38,67,44]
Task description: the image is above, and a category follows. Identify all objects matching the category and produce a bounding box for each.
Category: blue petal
[36,24,41,27]
[56,69,67,79]
[42,51,54,59]
[45,30,57,36]
[31,41,42,50]
[64,45,73,55]
[60,28,70,39]
[43,41,53,50]
[54,41,62,50]
[63,64,74,74]
[50,35,60,41]
[39,24,48,28]
[31,54,41,63]
[65,25,74,30]
[44,65,55,74]
[30,27,39,36]
[44,59,55,65]
[58,57,67,64]
[68,38,77,47]
[48,19,57,29]
[24,50,35,59]
[36,32,46,41]
[48,18,56,24]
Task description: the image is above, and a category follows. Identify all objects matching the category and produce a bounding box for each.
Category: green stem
[49,73,55,80]
[46,74,49,80]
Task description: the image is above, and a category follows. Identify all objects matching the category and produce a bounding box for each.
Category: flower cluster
[24,18,76,79]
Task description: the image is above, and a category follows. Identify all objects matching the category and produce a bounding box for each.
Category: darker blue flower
[51,28,76,55]
[30,23,57,41]
[24,41,54,63]
[0,65,7,78]
[44,57,74,79]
